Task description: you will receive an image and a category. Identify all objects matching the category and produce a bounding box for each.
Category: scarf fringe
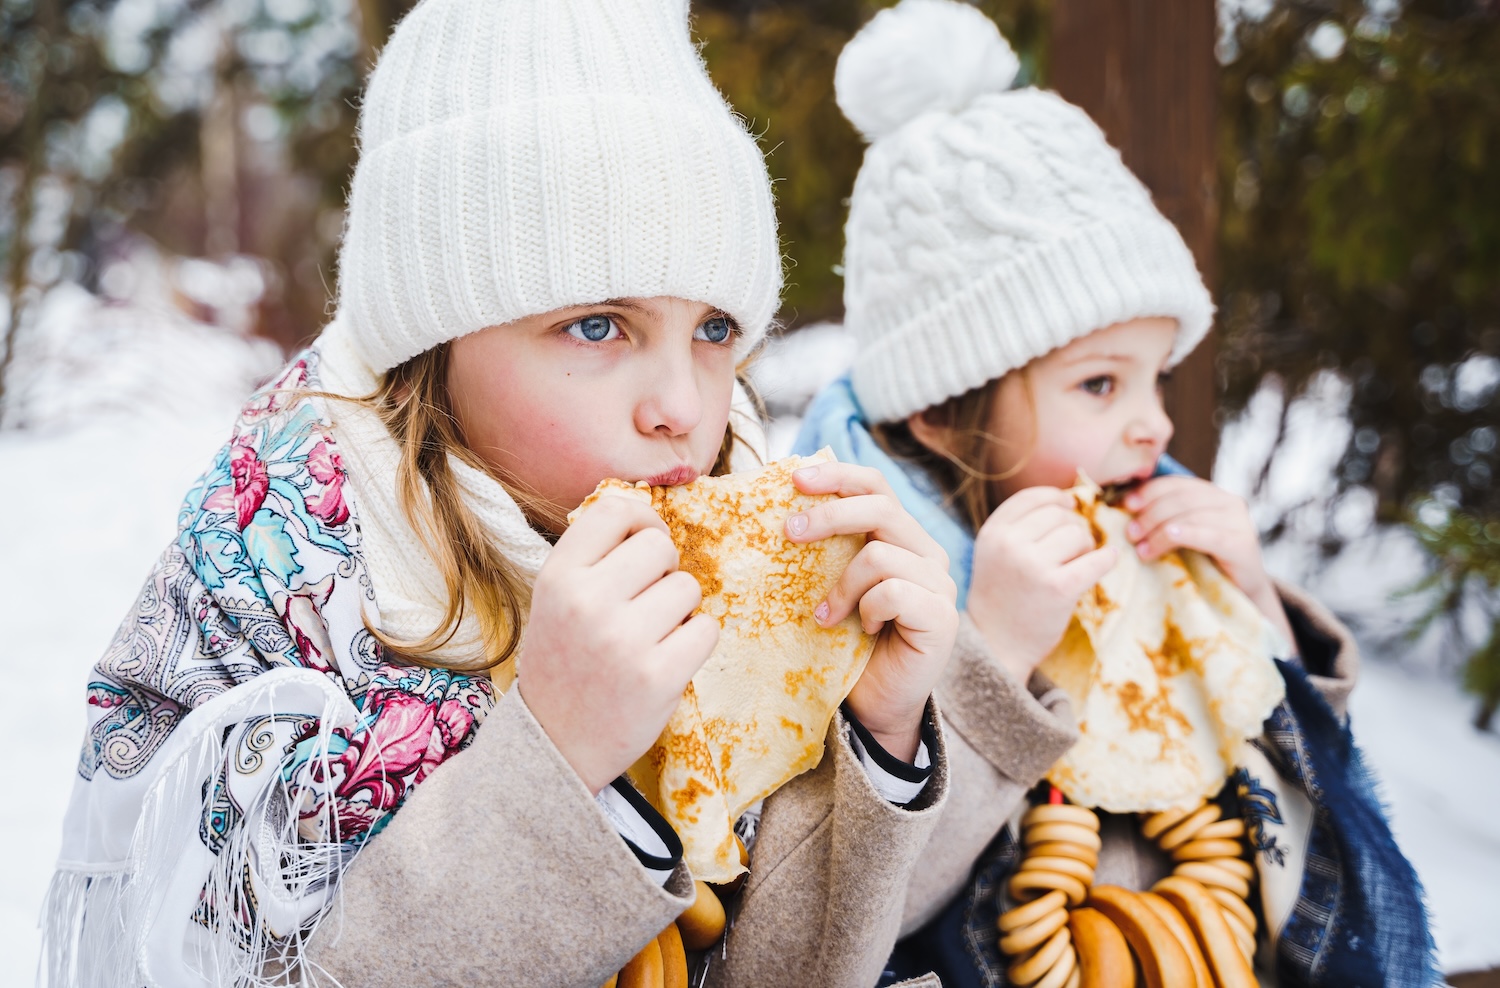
[44,669,359,988]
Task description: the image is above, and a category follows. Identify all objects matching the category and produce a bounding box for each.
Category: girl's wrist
[863,721,923,764]
[1248,585,1296,653]
[845,698,925,763]
[969,610,1045,686]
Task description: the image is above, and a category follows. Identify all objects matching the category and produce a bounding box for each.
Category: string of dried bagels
[602,838,745,988]
[997,475,1283,988]
[998,788,1257,988]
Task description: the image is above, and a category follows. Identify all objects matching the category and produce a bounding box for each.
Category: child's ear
[905,407,955,458]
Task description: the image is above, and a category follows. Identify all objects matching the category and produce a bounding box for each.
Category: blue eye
[565,315,620,343]
[1081,376,1114,396]
[694,316,734,344]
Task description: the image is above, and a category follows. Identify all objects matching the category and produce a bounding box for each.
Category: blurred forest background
[1,0,1497,723]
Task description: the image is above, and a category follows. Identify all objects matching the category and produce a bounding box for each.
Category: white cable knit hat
[835,0,1214,423]
[323,0,782,374]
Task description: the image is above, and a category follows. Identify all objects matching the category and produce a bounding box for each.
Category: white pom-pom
[835,0,1019,143]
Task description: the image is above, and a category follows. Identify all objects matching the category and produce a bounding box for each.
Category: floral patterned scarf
[45,346,498,987]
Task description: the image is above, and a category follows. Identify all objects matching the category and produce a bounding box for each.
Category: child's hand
[1123,476,1294,646]
[518,495,719,795]
[967,487,1118,685]
[786,462,959,763]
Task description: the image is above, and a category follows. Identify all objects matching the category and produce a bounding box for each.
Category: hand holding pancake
[1122,477,1293,646]
[519,493,720,795]
[785,461,959,763]
[967,486,1119,685]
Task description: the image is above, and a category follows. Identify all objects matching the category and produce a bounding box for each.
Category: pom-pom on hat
[835,0,1214,424]
[323,0,782,375]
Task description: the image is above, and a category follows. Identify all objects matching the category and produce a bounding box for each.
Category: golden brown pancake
[569,448,875,881]
[1039,477,1285,812]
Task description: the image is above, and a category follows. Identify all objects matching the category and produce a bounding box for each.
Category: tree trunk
[1048,0,1221,478]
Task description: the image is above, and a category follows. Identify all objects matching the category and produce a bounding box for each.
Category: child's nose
[635,354,704,437]
[1128,395,1175,449]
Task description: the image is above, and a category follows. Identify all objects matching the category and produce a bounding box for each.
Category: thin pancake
[570,448,875,881]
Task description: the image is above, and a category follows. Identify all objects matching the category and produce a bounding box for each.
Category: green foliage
[1219,0,1500,523]
[695,0,1048,325]
[0,0,375,363]
[1405,501,1500,725]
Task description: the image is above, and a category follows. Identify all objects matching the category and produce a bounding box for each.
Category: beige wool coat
[305,685,951,988]
[896,581,1361,945]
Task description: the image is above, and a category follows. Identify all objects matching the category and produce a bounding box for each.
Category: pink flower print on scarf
[304,689,477,840]
[272,575,338,673]
[304,438,349,527]
[203,438,270,530]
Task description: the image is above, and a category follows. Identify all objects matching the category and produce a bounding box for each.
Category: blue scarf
[792,377,976,606]
[797,376,1439,987]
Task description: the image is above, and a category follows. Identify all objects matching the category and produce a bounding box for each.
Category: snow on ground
[1,313,1496,980]
[0,266,281,983]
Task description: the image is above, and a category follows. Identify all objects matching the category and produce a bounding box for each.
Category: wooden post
[1049,0,1222,478]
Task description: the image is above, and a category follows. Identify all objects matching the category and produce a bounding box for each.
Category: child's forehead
[1048,317,1179,365]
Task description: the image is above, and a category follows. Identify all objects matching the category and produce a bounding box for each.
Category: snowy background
[2,275,1498,981]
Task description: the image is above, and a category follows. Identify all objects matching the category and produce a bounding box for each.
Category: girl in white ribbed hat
[47,1,961,985]
[796,5,1435,987]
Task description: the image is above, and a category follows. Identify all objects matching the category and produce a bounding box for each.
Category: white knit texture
[333,0,782,374]
[837,0,1214,424]
[834,0,1018,143]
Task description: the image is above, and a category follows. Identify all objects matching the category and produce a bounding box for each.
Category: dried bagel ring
[1141,804,1195,841]
[676,881,726,950]
[1000,890,1069,932]
[1024,822,1104,851]
[1027,840,1100,868]
[999,905,1070,955]
[1171,838,1247,861]
[1174,860,1251,899]
[1209,856,1255,881]
[1024,804,1101,830]
[1194,818,1247,841]
[1158,804,1222,851]
[1153,876,1256,988]
[1209,884,1258,933]
[1086,885,1194,988]
[1008,927,1072,986]
[658,924,688,988]
[1031,942,1078,988]
[1221,901,1257,958]
[1017,855,1095,885]
[1069,906,1135,988]
[1138,891,1213,988]
[1010,869,1088,907]
[617,936,664,988]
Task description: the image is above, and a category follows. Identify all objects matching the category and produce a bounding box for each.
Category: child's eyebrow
[1061,352,1133,365]
[599,297,653,315]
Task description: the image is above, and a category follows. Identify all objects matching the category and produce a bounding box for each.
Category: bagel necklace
[601,836,746,988]
[997,786,1259,988]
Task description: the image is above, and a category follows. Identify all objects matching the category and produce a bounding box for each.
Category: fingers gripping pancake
[1038,478,1285,812]
[570,449,876,882]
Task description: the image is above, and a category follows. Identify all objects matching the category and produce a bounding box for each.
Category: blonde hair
[363,343,754,672]
[872,369,1035,534]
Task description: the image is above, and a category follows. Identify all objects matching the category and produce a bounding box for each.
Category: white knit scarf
[314,319,551,675]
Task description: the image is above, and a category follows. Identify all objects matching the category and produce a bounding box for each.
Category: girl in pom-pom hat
[43,1,962,985]
[796,1,1436,985]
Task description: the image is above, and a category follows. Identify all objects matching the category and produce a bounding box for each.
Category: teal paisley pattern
[79,351,496,848]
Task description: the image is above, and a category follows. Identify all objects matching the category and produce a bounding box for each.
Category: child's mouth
[1098,476,1147,506]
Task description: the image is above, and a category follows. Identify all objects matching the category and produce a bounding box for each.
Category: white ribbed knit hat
[323,0,782,374]
[835,0,1214,423]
